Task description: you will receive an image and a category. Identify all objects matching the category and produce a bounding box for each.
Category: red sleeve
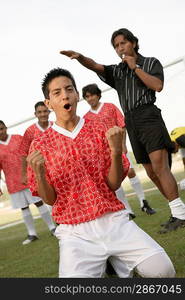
[19,128,34,157]
[113,105,125,128]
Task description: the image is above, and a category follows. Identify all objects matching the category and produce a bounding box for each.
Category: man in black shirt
[60,28,185,233]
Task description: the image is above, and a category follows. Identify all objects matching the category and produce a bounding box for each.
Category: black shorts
[125,104,174,164]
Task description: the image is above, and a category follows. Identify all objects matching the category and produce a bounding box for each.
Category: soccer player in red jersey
[0,121,56,245]
[27,68,175,278]
[82,83,155,216]
[20,101,53,186]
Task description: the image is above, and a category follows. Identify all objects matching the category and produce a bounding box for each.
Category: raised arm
[105,126,127,190]
[60,50,104,75]
[27,151,56,205]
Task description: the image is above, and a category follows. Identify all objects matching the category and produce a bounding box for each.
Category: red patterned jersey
[0,135,29,193]
[84,103,125,128]
[20,121,53,156]
[28,118,129,224]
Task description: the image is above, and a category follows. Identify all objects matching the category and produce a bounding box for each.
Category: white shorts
[126,153,134,168]
[55,210,165,278]
[10,188,42,209]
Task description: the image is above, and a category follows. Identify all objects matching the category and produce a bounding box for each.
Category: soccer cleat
[129,213,136,219]
[160,215,173,227]
[22,235,38,245]
[50,228,56,236]
[159,217,185,234]
[141,200,156,215]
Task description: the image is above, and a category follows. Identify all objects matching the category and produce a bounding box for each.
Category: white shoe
[179,179,185,190]
[22,235,38,245]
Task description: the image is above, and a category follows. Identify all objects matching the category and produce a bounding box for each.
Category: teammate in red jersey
[0,121,56,245]
[20,101,53,185]
[83,83,155,216]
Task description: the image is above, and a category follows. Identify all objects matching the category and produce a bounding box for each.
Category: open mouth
[64,103,72,111]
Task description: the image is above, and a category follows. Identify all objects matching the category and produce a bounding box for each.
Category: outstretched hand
[60,50,80,59]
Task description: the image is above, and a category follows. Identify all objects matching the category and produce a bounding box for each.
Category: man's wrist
[133,64,140,71]
[110,150,123,157]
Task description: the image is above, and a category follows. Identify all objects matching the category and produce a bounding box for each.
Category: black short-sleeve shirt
[98,53,164,113]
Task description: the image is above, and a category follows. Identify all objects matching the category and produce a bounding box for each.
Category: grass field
[0,163,185,278]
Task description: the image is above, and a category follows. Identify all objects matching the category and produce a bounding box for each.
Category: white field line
[0,215,41,230]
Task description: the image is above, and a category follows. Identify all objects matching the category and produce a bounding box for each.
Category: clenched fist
[106,126,126,155]
[27,150,46,180]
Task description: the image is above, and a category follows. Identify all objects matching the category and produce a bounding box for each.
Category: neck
[38,120,49,129]
[55,115,80,132]
[91,102,101,111]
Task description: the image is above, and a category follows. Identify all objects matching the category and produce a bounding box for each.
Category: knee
[128,168,136,178]
[146,169,157,181]
[136,252,176,278]
[152,161,170,177]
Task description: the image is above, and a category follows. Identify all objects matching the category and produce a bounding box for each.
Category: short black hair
[34,101,46,111]
[0,120,6,127]
[42,68,78,99]
[111,28,139,53]
[82,83,102,99]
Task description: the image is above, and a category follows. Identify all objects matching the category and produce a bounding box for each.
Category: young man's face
[45,76,79,120]
[84,92,100,109]
[0,124,7,141]
[35,105,50,123]
[113,34,136,58]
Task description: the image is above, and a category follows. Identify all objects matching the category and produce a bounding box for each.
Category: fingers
[59,50,79,60]
[105,126,124,139]
[27,150,45,168]
[105,126,125,154]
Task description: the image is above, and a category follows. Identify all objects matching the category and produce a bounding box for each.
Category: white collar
[89,102,104,114]
[0,134,12,145]
[35,121,52,132]
[52,118,85,139]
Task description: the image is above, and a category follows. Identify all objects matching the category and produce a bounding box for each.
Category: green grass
[0,219,59,278]
[0,166,185,278]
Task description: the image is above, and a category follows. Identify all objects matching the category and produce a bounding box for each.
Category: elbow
[156,82,163,92]
[107,181,122,191]
[111,184,121,191]
[42,197,56,206]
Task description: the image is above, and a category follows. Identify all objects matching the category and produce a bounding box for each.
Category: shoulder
[11,134,23,140]
[145,56,162,67]
[24,123,36,133]
[32,128,53,145]
[104,102,116,109]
